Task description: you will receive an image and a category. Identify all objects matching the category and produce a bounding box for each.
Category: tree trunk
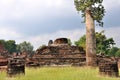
[85,8,97,66]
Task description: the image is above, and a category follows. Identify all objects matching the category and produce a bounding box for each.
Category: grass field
[0,67,120,80]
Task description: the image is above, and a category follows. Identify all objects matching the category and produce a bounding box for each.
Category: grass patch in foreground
[0,71,6,80]
[13,67,120,80]
[0,67,120,80]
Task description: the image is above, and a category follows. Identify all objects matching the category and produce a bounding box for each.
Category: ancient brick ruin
[0,37,119,77]
[98,56,119,77]
[0,56,8,66]
[0,42,8,56]
[27,38,86,66]
[7,57,25,76]
[26,57,40,67]
[0,43,8,68]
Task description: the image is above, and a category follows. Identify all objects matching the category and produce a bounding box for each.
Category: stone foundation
[7,57,25,76]
[99,59,119,77]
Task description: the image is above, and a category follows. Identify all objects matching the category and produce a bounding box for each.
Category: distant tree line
[75,31,120,57]
[0,40,34,55]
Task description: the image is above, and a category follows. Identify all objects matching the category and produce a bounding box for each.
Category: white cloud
[103,0,120,10]
[0,0,119,23]
[0,0,74,21]
[105,27,120,48]
[24,28,85,49]
[0,26,119,50]
[0,27,22,40]
[23,27,120,50]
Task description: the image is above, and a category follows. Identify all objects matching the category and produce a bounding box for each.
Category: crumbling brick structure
[30,38,86,66]
[98,57,119,77]
[7,57,25,76]
[0,56,8,66]
[54,38,68,44]
[0,42,8,57]
[0,43,8,67]
[26,57,40,67]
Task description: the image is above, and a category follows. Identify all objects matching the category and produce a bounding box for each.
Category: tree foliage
[67,38,72,46]
[74,0,105,26]
[5,40,17,53]
[108,47,119,57]
[0,40,17,53]
[115,49,120,57]
[17,41,34,54]
[75,31,116,55]
[75,35,86,49]
[96,31,115,54]
[0,40,34,55]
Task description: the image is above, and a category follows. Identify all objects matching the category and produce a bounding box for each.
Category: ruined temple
[0,42,8,66]
[26,38,86,66]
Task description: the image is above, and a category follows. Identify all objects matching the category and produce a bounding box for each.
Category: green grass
[1,67,120,80]
[0,71,6,80]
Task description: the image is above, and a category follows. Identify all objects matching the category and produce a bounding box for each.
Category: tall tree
[74,0,105,66]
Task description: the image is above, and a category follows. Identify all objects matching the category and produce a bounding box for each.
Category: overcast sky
[0,0,120,49]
